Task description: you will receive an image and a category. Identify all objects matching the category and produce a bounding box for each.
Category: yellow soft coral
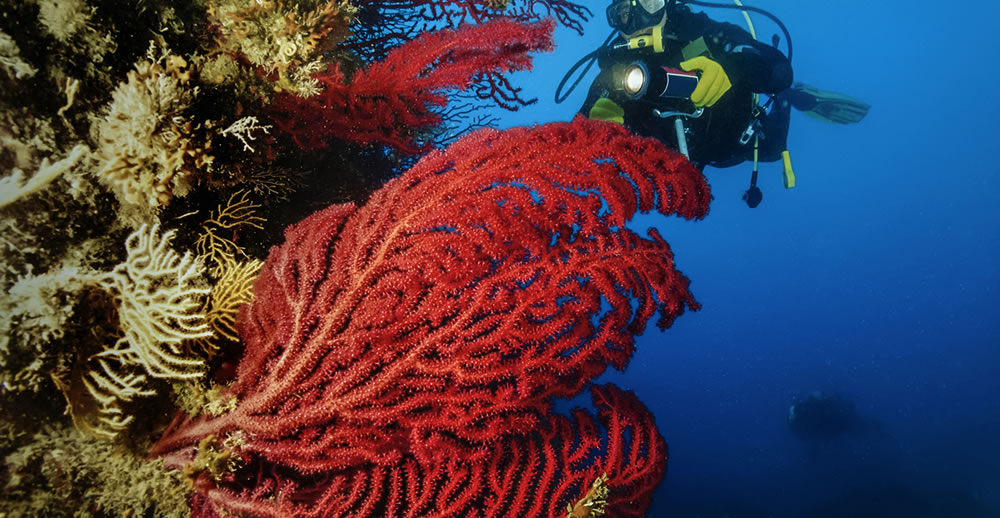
[192,253,262,355]
[195,190,266,276]
[566,472,610,518]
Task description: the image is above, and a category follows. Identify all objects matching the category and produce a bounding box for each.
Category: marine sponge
[209,0,356,97]
[2,424,190,517]
[35,0,94,43]
[0,30,36,79]
[0,264,93,394]
[91,49,214,215]
[0,145,88,210]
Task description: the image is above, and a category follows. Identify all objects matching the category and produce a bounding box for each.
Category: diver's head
[607,0,680,38]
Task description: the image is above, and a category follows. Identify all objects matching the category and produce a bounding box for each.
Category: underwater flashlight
[623,64,646,96]
[614,61,700,101]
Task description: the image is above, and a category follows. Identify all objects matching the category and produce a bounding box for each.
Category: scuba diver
[556,0,870,208]
[788,391,883,463]
[788,391,870,442]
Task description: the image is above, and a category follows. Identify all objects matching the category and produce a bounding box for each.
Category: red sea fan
[346,0,590,62]
[152,117,710,516]
[268,19,555,153]
[186,384,663,517]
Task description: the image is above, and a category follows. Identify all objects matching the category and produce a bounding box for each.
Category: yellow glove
[588,97,625,124]
[680,56,732,107]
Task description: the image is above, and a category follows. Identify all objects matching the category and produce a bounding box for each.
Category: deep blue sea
[493,1,1000,515]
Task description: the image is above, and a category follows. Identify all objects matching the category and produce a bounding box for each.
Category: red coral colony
[269,19,557,153]
[151,2,713,517]
[153,116,711,516]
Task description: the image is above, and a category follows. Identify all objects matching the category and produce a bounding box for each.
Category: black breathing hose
[681,0,793,62]
[554,30,618,104]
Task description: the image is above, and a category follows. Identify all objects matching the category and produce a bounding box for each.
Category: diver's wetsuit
[580,7,793,169]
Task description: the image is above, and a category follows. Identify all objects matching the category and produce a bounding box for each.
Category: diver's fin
[788,81,870,124]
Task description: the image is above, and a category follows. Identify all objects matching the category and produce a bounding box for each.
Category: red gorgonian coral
[346,0,591,62]
[152,116,711,516]
[267,19,556,153]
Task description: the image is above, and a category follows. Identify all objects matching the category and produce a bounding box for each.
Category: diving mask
[606,0,666,36]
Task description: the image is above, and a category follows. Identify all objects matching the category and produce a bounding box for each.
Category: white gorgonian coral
[94,223,212,379]
[80,224,212,438]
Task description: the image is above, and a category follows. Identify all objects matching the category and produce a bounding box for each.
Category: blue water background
[492,0,1000,514]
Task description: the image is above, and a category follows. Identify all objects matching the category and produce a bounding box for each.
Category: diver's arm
[701,18,793,94]
[579,70,627,124]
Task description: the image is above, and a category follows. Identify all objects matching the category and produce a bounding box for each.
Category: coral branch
[96,224,212,379]
[268,19,555,153]
[0,145,88,210]
[193,254,264,355]
[81,357,157,438]
[195,190,267,275]
[345,0,589,62]
[176,384,663,517]
[153,117,707,516]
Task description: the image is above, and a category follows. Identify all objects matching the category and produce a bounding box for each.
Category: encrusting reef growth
[0,0,708,515]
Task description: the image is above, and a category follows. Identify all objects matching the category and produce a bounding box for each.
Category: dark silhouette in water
[787,391,873,442]
[787,391,885,464]
[802,484,997,518]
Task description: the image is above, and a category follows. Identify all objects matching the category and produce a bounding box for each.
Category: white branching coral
[77,224,212,438]
[91,48,213,212]
[81,356,157,437]
[95,223,212,379]
[220,116,271,153]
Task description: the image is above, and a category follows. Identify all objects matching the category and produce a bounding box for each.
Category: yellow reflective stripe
[734,0,758,40]
[782,150,796,189]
